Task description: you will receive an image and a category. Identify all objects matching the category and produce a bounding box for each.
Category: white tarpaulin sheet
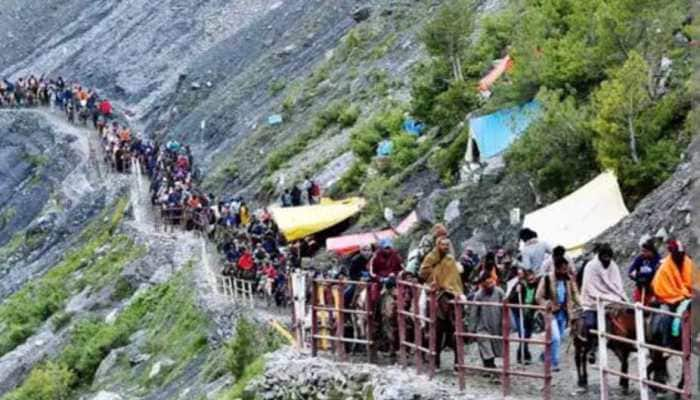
[523,171,629,254]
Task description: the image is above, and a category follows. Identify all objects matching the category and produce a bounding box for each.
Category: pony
[573,306,637,394]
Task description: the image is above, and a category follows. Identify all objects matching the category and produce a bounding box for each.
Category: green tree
[593,0,685,75]
[593,52,652,167]
[421,0,476,82]
[226,317,260,380]
[592,51,683,199]
[505,0,602,99]
[506,89,598,197]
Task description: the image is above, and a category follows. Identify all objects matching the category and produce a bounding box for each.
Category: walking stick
[518,287,526,363]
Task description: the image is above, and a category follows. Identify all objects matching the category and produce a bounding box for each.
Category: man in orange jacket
[650,240,695,349]
[652,240,694,306]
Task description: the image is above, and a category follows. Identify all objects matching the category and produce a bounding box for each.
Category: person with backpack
[536,256,582,372]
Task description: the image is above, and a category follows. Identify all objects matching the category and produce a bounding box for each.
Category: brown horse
[573,307,637,394]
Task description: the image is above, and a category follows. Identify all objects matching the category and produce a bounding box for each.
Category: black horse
[647,308,691,397]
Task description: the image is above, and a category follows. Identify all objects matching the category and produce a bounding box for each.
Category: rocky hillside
[0,0,697,399]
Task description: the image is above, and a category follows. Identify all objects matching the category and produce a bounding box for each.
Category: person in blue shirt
[627,239,660,305]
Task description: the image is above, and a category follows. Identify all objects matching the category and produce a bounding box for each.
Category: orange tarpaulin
[326,211,419,256]
[478,55,513,92]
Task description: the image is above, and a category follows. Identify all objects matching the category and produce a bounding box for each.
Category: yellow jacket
[419,248,463,296]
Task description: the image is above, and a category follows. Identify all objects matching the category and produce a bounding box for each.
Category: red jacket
[238,252,254,271]
[371,249,403,278]
[99,100,112,115]
[263,265,278,279]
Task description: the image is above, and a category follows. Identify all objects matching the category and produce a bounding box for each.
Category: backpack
[310,182,320,197]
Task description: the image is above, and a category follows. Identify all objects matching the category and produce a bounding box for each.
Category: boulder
[94,349,125,386]
[443,199,461,224]
[149,357,176,379]
[90,391,123,400]
[352,7,371,22]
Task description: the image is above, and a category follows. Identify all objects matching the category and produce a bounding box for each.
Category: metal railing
[310,278,374,362]
[396,279,438,377]
[219,276,255,307]
[452,299,553,400]
[595,297,693,400]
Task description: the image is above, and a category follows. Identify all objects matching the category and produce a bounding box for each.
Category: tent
[478,55,513,94]
[522,172,630,255]
[377,139,393,156]
[469,100,541,159]
[326,211,419,255]
[270,197,366,241]
[403,118,425,136]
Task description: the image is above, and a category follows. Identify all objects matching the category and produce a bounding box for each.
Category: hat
[379,238,393,249]
[432,224,448,238]
[667,239,684,253]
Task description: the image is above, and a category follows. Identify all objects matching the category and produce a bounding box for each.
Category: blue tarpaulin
[268,114,283,125]
[469,100,541,159]
[376,139,393,156]
[403,118,425,136]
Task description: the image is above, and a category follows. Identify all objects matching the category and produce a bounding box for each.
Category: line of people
[9,73,695,387]
[11,73,308,308]
[1,75,113,127]
[328,223,695,379]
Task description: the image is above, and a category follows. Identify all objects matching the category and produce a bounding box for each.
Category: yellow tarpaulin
[523,171,630,255]
[270,197,366,241]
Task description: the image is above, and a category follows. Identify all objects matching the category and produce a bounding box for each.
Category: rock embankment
[247,348,505,400]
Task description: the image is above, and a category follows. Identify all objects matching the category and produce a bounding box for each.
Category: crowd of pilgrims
[4,74,695,383]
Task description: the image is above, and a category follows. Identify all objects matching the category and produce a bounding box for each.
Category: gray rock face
[148,357,176,380]
[0,327,63,394]
[443,199,461,224]
[593,136,700,264]
[0,110,111,300]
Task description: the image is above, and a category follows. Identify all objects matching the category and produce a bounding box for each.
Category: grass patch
[219,317,286,400]
[139,267,210,386]
[2,362,74,400]
[2,263,210,399]
[220,357,265,400]
[0,207,16,229]
[268,78,287,95]
[266,99,361,173]
[0,198,133,357]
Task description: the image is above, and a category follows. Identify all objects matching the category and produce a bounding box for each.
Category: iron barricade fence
[594,297,693,400]
[220,275,255,307]
[159,206,184,231]
[396,279,438,378]
[452,299,553,400]
[310,278,374,363]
